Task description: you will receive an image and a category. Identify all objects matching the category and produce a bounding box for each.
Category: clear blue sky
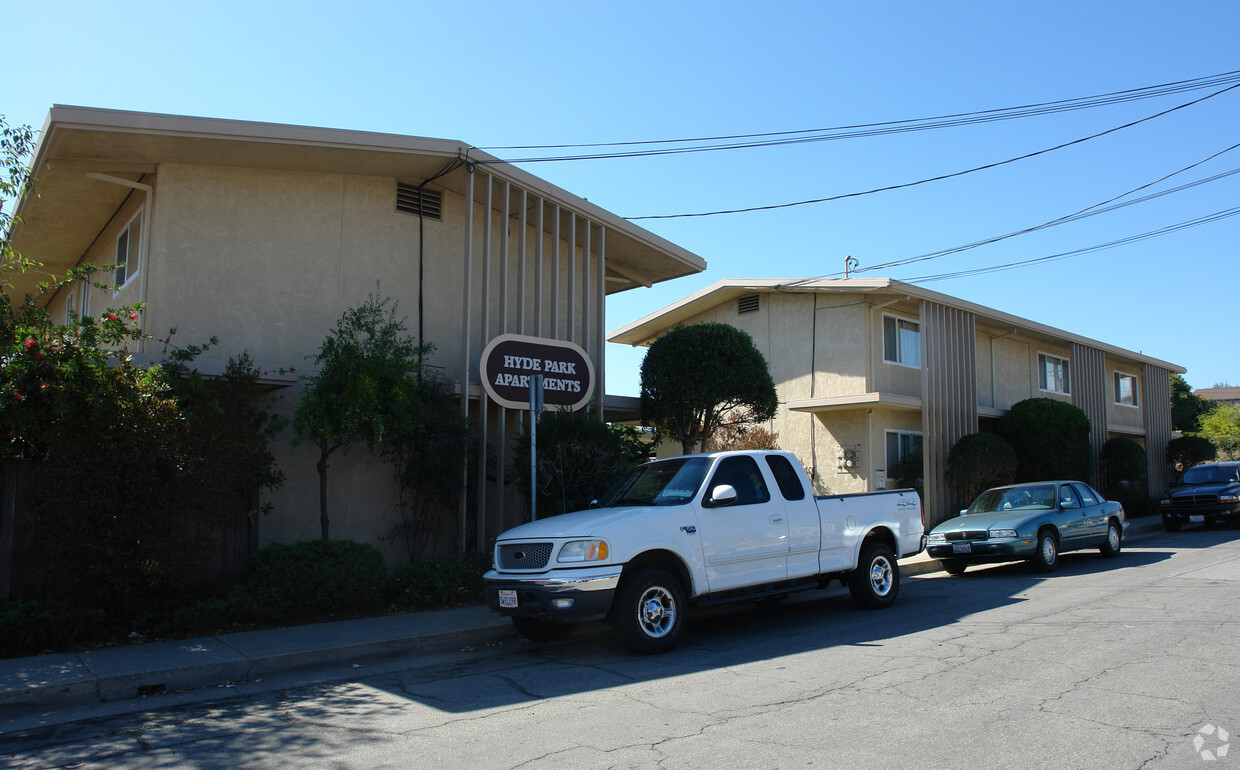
[6,1,1237,396]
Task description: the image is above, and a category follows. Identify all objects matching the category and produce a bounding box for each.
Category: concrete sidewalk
[0,516,1166,722]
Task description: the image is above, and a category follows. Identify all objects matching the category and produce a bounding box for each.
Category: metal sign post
[529,374,544,520]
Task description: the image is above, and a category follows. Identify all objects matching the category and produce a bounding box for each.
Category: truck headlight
[989,529,1019,539]
[557,540,609,563]
[1221,495,1239,504]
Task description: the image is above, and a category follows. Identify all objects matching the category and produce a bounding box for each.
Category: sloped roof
[7,106,705,299]
[608,277,1183,373]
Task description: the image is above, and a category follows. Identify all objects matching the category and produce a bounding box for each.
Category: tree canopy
[1170,374,1209,433]
[639,322,778,454]
[1198,403,1240,460]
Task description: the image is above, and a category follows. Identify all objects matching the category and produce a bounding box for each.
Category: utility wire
[623,82,1240,220]
[478,69,1240,157]
[841,142,1240,275]
[901,205,1240,285]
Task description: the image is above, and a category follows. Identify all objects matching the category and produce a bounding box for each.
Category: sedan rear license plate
[498,590,518,608]
[952,543,972,554]
[1190,515,1205,523]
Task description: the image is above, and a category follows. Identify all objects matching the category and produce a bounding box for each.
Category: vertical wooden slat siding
[583,221,592,364]
[596,227,606,415]
[920,301,978,526]
[476,174,493,550]
[1143,365,1173,495]
[459,168,475,552]
[1071,343,1108,485]
[450,174,609,548]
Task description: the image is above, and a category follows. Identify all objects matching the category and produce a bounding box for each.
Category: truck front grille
[1173,495,1219,508]
[498,543,553,570]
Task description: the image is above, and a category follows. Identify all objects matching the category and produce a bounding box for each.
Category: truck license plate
[952,543,972,554]
[1190,515,1205,523]
[498,590,518,608]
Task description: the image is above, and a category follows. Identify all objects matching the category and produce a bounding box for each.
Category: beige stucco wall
[38,162,614,565]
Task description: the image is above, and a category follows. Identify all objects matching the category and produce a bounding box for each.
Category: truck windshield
[597,457,712,507]
[1181,466,1240,485]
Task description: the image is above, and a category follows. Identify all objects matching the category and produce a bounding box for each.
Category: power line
[843,142,1240,275]
[622,82,1240,220]
[901,205,1240,285]
[478,69,1240,157]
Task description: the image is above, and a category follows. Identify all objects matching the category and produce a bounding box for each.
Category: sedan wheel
[1029,529,1059,573]
[1098,520,1122,558]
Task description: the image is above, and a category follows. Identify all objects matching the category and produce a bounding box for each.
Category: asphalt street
[2,519,1236,768]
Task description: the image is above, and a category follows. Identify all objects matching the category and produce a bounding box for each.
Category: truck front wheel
[849,541,899,609]
[611,568,687,654]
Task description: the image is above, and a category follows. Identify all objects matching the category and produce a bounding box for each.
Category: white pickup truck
[483,449,925,653]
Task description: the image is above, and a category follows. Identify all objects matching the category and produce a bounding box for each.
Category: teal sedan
[926,481,1126,574]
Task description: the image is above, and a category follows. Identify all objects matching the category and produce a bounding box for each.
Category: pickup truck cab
[483,449,924,653]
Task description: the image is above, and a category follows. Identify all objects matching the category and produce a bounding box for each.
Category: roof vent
[396,182,443,220]
[738,294,760,314]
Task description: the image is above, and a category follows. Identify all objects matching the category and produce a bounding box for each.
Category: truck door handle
[770,516,784,525]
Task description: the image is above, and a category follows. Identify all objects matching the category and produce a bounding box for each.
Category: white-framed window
[114,213,141,292]
[65,292,77,325]
[885,430,923,473]
[79,278,90,320]
[883,314,920,367]
[1038,352,1070,395]
[1114,371,1139,407]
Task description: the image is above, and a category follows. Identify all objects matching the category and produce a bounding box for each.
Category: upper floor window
[1038,353,1070,394]
[1114,371,1139,407]
[114,213,141,291]
[883,315,920,367]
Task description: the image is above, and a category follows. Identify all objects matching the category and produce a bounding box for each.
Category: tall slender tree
[293,290,431,539]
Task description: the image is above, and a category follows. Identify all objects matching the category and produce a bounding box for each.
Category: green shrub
[998,398,1093,482]
[239,540,390,621]
[1100,437,1147,497]
[512,410,650,517]
[389,552,491,611]
[945,433,1017,509]
[1109,486,1158,517]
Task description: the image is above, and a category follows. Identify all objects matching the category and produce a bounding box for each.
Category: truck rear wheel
[849,541,899,609]
[611,567,687,654]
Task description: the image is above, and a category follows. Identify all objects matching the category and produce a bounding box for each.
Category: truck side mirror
[709,484,738,506]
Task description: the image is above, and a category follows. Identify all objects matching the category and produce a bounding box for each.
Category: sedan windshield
[597,457,711,507]
[1181,466,1240,485]
[967,484,1057,514]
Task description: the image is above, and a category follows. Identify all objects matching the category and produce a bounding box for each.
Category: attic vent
[396,182,443,220]
[737,294,760,314]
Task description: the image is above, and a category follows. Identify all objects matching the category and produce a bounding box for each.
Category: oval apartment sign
[480,334,595,411]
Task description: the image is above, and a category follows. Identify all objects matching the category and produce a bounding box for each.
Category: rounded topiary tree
[997,397,1093,482]
[640,322,778,454]
[1167,435,1216,472]
[945,433,1017,509]
[1099,437,1147,496]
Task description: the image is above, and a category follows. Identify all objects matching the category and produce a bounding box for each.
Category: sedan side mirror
[709,484,739,506]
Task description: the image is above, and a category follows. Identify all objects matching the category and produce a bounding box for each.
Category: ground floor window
[885,430,922,472]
